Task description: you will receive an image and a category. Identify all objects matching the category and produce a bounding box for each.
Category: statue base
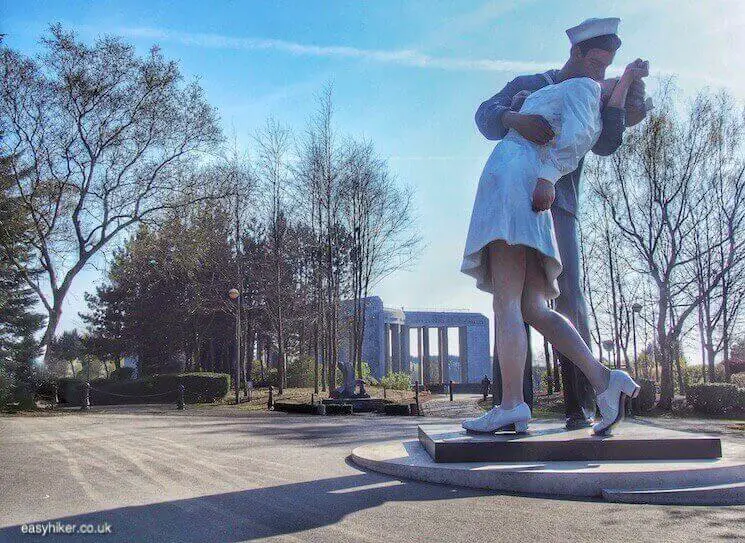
[421,422,721,463]
[322,397,384,413]
[351,420,745,505]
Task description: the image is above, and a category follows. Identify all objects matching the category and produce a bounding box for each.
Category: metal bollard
[449,380,454,402]
[414,380,420,416]
[81,382,90,411]
[177,383,185,410]
[268,386,274,410]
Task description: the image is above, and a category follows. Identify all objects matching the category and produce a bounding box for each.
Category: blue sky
[3,1,745,357]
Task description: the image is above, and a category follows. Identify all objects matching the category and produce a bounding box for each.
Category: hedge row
[686,383,745,417]
[731,372,745,389]
[57,372,230,405]
[631,378,657,413]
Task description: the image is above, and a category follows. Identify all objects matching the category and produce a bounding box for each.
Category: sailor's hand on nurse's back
[503,111,555,145]
[532,178,555,212]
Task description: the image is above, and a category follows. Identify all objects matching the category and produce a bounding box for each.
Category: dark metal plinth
[322,398,388,413]
[419,421,722,463]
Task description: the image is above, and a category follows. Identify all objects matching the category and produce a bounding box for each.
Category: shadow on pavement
[1,472,487,542]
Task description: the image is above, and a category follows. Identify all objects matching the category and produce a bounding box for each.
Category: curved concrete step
[603,481,745,505]
[351,437,745,503]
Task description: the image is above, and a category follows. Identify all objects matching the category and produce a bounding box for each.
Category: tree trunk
[543,336,553,395]
[675,344,685,394]
[697,302,708,383]
[657,334,675,410]
[41,302,64,364]
[313,325,320,394]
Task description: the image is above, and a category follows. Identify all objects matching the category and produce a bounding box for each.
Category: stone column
[458,326,469,383]
[401,325,410,372]
[417,327,424,383]
[467,323,490,382]
[384,323,391,375]
[438,327,449,384]
[422,326,431,385]
[391,324,401,373]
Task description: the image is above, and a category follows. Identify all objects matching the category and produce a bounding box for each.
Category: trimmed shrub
[57,377,83,404]
[155,373,230,404]
[731,372,745,389]
[110,367,135,381]
[57,372,230,405]
[631,378,656,413]
[380,372,411,391]
[34,378,59,401]
[686,383,745,417]
[88,376,162,404]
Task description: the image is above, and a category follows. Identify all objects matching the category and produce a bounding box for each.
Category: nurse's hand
[625,78,647,127]
[510,90,531,111]
[532,178,555,212]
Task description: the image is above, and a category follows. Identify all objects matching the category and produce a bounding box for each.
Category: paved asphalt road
[1,408,744,543]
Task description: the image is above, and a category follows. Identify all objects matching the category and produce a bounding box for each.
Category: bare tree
[255,118,293,394]
[294,86,347,392]
[0,25,222,359]
[340,139,421,379]
[591,81,745,409]
[691,92,745,381]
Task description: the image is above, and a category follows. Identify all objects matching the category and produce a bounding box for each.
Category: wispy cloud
[94,26,740,93]
[115,26,557,73]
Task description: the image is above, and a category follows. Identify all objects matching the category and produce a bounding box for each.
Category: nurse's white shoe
[462,403,531,433]
[592,370,641,435]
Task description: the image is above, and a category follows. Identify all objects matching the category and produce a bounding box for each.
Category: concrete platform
[322,398,388,413]
[350,421,745,504]
[602,481,745,505]
[419,422,722,463]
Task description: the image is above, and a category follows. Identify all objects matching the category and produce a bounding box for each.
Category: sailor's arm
[475,76,555,144]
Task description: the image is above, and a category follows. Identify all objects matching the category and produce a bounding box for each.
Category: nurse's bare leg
[487,240,528,410]
[521,249,610,393]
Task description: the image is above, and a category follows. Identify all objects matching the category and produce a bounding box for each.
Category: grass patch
[197,385,425,411]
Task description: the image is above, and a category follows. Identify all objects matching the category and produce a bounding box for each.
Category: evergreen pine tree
[0,150,45,404]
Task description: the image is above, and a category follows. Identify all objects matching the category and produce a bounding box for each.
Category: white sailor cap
[566,17,620,45]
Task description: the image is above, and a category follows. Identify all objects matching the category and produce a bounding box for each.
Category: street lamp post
[228,288,241,405]
[602,339,615,368]
[632,303,642,379]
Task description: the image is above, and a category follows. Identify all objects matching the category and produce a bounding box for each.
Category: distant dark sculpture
[330,375,371,399]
